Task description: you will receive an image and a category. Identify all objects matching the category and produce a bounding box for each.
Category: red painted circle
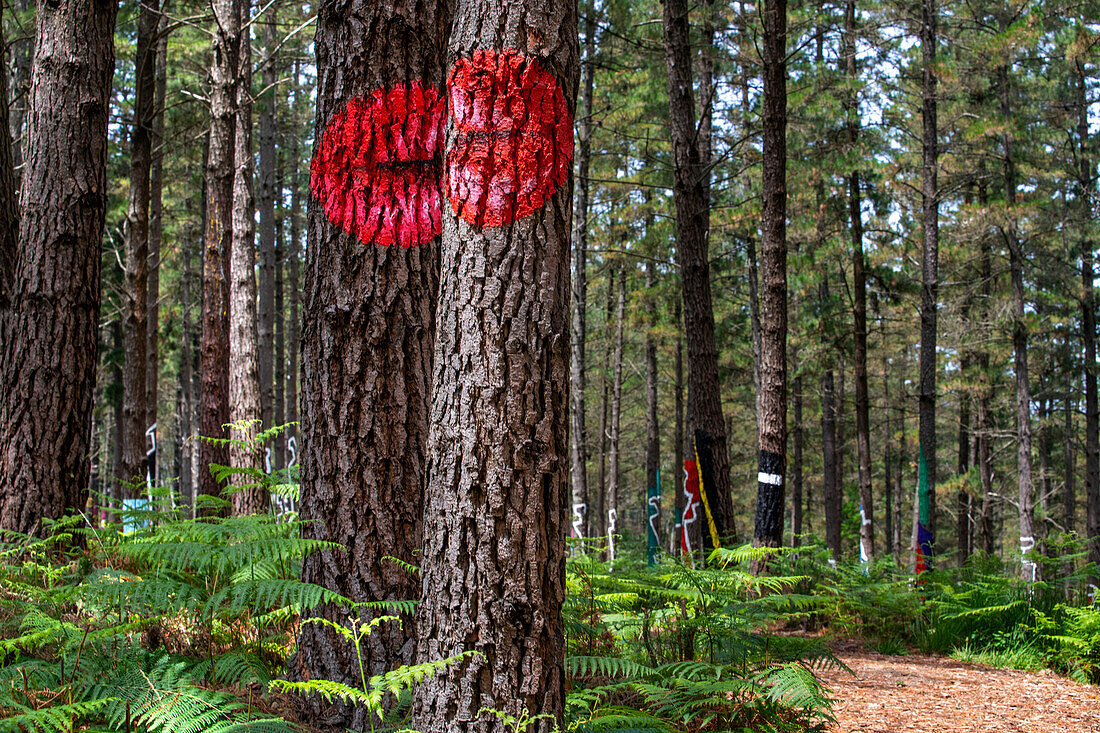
[311,82,445,247]
[446,49,574,228]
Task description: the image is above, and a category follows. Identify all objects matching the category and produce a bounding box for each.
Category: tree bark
[752,0,787,552]
[645,257,660,560]
[1065,387,1076,535]
[673,301,685,554]
[286,59,302,462]
[0,0,116,535]
[122,0,161,491]
[608,265,626,559]
[884,352,894,557]
[199,0,239,513]
[179,231,195,511]
[596,265,614,542]
[957,355,972,564]
[663,0,735,542]
[293,1,448,728]
[978,180,995,555]
[1000,49,1036,581]
[0,4,18,311]
[916,0,939,571]
[147,12,168,473]
[229,0,266,515]
[412,5,576,728]
[257,4,278,447]
[570,5,594,541]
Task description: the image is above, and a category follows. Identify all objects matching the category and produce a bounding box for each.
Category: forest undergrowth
[2,470,1099,732]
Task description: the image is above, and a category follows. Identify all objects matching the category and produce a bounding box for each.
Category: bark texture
[752,0,787,551]
[0,0,116,534]
[229,0,267,515]
[294,2,447,729]
[199,0,239,512]
[662,0,735,542]
[411,1,577,727]
[257,4,278,447]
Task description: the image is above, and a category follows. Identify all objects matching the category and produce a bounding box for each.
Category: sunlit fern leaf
[0,698,112,733]
[755,662,837,722]
[566,656,655,679]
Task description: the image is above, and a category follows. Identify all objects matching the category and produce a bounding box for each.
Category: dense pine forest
[2,0,1100,731]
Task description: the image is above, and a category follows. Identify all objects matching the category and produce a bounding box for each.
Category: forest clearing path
[817,646,1100,732]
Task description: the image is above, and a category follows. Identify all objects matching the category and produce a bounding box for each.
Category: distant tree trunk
[257,4,278,448]
[596,265,615,539]
[1076,55,1099,571]
[274,196,285,470]
[884,353,894,557]
[821,277,840,560]
[293,1,447,728]
[571,5,594,541]
[1038,397,1052,558]
[916,0,939,571]
[122,0,161,490]
[845,0,872,564]
[663,0,735,541]
[147,17,167,471]
[199,0,239,513]
[111,323,124,523]
[411,7,576,728]
[286,60,302,459]
[608,266,626,553]
[791,348,803,546]
[0,6,18,311]
[752,0,787,553]
[179,235,195,510]
[672,301,685,553]
[645,258,660,556]
[0,0,116,535]
[958,354,972,564]
[1065,388,1076,534]
[229,0,266,515]
[1000,51,1036,581]
[978,181,995,555]
[6,0,29,194]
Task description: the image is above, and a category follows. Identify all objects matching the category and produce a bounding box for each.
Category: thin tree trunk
[257,4,277,444]
[791,348,803,547]
[673,301,685,554]
[596,265,615,541]
[199,0,239,513]
[884,352,894,557]
[1039,397,1052,559]
[1000,51,1036,581]
[286,60,302,462]
[663,0,735,541]
[0,4,18,312]
[179,233,194,511]
[6,0,29,195]
[608,265,626,558]
[752,0,787,553]
[916,0,939,571]
[958,355,972,564]
[1065,386,1076,534]
[122,0,161,490]
[412,9,577,727]
[274,187,285,470]
[147,15,167,479]
[570,4,594,541]
[645,257,660,560]
[845,0,872,563]
[294,1,447,727]
[979,181,995,555]
[0,0,117,534]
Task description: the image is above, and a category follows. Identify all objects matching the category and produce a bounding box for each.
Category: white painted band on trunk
[758,471,782,486]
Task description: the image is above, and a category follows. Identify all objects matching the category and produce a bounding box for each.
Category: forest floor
[817,642,1100,732]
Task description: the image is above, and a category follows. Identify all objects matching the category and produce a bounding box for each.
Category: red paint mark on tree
[446,49,573,228]
[311,82,445,247]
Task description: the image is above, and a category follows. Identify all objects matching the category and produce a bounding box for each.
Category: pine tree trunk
[1076,55,1099,573]
[791,350,803,546]
[229,0,266,515]
[752,0,787,553]
[958,357,972,564]
[570,5,594,541]
[1000,54,1036,581]
[916,0,939,571]
[645,258,660,558]
[411,5,576,727]
[122,0,161,491]
[6,0,29,195]
[293,1,447,727]
[257,5,278,447]
[179,234,194,511]
[147,15,167,474]
[884,355,894,557]
[1065,384,1076,535]
[608,266,626,559]
[0,0,116,535]
[663,0,735,541]
[0,5,18,312]
[672,301,685,554]
[199,0,239,513]
[978,181,995,555]
[596,265,614,542]
[286,59,302,462]
[821,275,840,560]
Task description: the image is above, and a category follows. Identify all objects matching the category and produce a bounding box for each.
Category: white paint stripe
[758,472,782,486]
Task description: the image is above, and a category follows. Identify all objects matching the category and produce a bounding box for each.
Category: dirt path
[817,649,1100,733]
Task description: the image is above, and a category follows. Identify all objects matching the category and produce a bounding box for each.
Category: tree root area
[817,647,1100,732]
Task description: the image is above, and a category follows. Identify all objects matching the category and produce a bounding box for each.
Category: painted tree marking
[446,49,573,228]
[311,82,445,247]
[680,459,702,567]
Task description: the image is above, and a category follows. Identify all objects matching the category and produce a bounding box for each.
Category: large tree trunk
[122,0,161,491]
[293,1,447,728]
[199,0,239,513]
[752,0,787,552]
[0,0,116,535]
[663,0,735,542]
[570,5,594,542]
[257,4,278,449]
[1000,51,1036,581]
[411,6,577,728]
[229,0,266,515]
[916,0,939,572]
[845,0,872,564]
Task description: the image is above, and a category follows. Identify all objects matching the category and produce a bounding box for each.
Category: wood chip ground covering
[817,647,1100,733]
